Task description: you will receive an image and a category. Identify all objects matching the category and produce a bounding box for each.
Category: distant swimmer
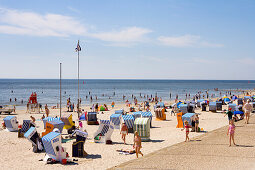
[9,98,12,102]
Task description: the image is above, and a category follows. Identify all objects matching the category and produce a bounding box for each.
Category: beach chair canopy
[48,120,65,133]
[42,132,61,158]
[110,114,121,127]
[134,118,150,141]
[3,116,18,131]
[21,120,31,133]
[43,117,60,127]
[61,114,75,129]
[132,111,142,119]
[24,127,39,146]
[115,109,124,114]
[94,120,114,143]
[182,113,195,126]
[87,112,97,121]
[121,115,135,129]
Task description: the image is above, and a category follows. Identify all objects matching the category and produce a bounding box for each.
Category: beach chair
[94,120,114,144]
[24,127,43,153]
[209,102,217,112]
[115,109,124,115]
[216,101,222,111]
[71,130,88,157]
[176,112,184,128]
[120,115,135,133]
[133,118,150,141]
[87,112,98,125]
[110,113,121,129]
[42,122,54,137]
[3,116,19,132]
[132,111,142,120]
[141,111,153,127]
[42,131,68,162]
[18,120,31,137]
[61,114,75,130]
[182,113,195,126]
[196,99,205,107]
[43,117,61,129]
[179,104,188,114]
[155,108,166,121]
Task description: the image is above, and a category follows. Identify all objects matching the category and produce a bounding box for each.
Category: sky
[0,0,254,80]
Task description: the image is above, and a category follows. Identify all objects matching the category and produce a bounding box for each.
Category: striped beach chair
[24,126,44,153]
[43,117,60,128]
[141,111,153,127]
[94,120,114,144]
[134,118,150,141]
[110,114,121,129]
[42,131,62,161]
[121,115,135,133]
[48,120,65,133]
[18,120,31,137]
[132,111,142,120]
[3,116,18,132]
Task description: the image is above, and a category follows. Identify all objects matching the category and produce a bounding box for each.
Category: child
[182,120,191,142]
[120,123,128,144]
[227,119,236,146]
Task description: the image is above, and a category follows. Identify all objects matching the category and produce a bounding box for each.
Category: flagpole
[60,63,62,118]
[77,45,80,117]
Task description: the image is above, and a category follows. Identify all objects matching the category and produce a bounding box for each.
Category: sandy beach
[0,99,234,170]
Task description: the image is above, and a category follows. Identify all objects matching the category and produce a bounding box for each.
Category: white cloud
[158,34,224,48]
[89,27,152,43]
[0,8,86,37]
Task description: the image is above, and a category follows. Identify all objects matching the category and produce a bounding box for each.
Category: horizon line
[0,78,254,81]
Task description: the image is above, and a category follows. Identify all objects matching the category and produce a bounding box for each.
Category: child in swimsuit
[227,119,236,146]
[182,120,192,142]
[120,123,128,144]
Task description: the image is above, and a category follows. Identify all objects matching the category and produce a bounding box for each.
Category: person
[41,114,45,120]
[195,114,199,132]
[95,103,99,112]
[29,115,35,121]
[224,107,233,122]
[133,131,143,158]
[182,120,191,142]
[78,121,83,130]
[120,123,128,144]
[227,119,236,146]
[243,100,252,124]
[45,104,50,117]
[111,101,115,109]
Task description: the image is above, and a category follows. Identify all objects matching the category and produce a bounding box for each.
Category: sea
[0,79,254,108]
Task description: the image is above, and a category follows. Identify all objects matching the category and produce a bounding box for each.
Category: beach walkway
[111,115,255,170]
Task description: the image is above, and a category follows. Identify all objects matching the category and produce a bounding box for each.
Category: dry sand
[0,102,231,170]
[112,114,255,170]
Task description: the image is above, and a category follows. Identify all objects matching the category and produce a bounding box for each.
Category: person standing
[224,107,233,122]
[133,131,143,158]
[227,119,236,146]
[243,100,252,124]
[120,123,128,144]
[45,104,50,117]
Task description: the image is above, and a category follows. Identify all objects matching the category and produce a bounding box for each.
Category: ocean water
[0,79,254,107]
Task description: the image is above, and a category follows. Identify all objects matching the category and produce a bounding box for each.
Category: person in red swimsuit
[182,120,192,142]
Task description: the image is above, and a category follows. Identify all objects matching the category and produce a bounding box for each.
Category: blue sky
[0,0,254,80]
